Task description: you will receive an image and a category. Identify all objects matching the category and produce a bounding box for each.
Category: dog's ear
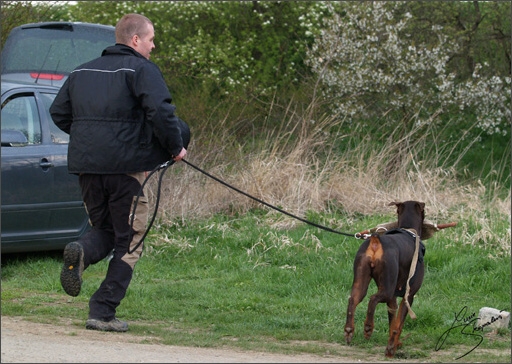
[389,201,403,215]
[418,202,426,215]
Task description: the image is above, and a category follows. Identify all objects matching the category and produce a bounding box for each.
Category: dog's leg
[386,260,425,357]
[344,256,372,344]
[365,238,398,341]
[364,284,396,340]
[363,293,380,339]
[385,295,415,357]
[387,296,398,327]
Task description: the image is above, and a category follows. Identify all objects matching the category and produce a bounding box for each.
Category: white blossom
[305,1,510,136]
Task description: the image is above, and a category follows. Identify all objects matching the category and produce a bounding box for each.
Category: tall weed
[153,97,510,255]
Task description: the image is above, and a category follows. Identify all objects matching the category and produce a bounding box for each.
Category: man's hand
[173,147,187,162]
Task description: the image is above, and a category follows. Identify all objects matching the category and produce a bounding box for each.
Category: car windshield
[1,23,114,77]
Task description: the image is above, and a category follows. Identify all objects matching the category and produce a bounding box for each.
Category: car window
[2,23,114,77]
[40,92,69,144]
[1,94,42,144]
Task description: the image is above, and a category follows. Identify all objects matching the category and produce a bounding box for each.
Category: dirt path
[1,315,510,363]
[0,316,379,363]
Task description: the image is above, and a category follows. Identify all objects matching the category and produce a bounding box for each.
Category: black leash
[128,159,175,254]
[129,158,361,254]
[181,159,358,238]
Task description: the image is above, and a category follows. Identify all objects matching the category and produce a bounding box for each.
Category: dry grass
[147,98,510,255]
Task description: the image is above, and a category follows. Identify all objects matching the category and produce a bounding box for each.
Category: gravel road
[0,316,369,363]
[2,315,509,363]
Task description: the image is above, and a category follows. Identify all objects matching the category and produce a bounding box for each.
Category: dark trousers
[78,173,148,321]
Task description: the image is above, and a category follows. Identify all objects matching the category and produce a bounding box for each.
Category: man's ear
[131,34,139,46]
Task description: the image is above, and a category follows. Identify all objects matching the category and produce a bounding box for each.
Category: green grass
[1,210,510,362]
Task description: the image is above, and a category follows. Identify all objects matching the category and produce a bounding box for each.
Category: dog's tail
[365,233,383,268]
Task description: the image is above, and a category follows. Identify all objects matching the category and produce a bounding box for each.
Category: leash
[128,158,361,254]
[402,228,420,320]
[181,158,359,238]
[128,159,175,254]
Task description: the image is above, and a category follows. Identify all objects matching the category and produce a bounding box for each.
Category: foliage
[1,1,509,186]
[305,1,511,137]
[0,1,69,47]
[57,1,329,99]
[404,1,511,79]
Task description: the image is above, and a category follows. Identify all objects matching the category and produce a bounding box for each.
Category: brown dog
[344,200,426,357]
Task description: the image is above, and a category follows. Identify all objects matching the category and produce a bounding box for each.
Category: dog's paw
[344,327,354,344]
[364,323,374,339]
[385,345,396,358]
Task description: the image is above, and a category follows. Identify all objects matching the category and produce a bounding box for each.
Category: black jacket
[50,44,184,174]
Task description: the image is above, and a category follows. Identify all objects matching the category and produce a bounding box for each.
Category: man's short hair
[115,13,153,45]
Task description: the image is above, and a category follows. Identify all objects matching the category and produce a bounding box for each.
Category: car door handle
[39,158,54,170]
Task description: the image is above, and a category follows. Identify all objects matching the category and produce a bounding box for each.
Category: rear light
[30,72,65,80]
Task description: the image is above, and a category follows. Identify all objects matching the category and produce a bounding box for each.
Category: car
[1,21,115,87]
[1,21,115,254]
[1,80,91,253]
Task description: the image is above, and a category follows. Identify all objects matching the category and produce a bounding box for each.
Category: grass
[1,209,510,362]
[1,97,510,362]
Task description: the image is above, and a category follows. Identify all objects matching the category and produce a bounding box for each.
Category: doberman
[344,200,426,357]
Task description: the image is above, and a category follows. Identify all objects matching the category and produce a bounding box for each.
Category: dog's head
[388,200,425,233]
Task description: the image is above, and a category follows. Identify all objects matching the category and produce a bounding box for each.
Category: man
[50,13,188,332]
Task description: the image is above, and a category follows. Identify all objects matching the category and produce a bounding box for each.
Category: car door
[38,90,90,239]
[1,85,89,252]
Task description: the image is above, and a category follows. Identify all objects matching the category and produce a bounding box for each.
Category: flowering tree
[8,0,508,138]
[306,1,510,136]
[58,0,329,98]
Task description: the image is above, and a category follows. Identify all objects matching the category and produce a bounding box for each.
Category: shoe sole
[86,319,128,332]
[60,242,83,297]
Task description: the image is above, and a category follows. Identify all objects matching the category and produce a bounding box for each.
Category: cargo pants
[77,173,149,321]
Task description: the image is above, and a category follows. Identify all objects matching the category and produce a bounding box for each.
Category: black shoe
[85,318,128,332]
[60,242,84,297]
